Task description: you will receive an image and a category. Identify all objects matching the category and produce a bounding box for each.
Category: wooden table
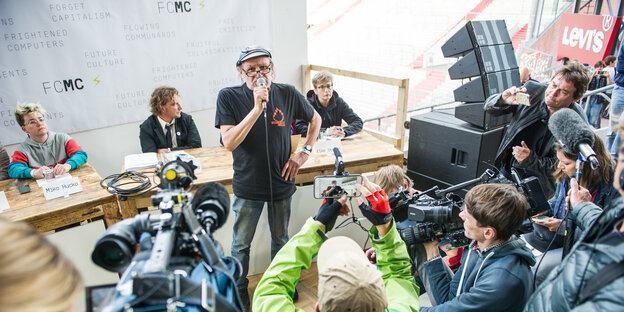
[117,131,403,218]
[0,163,122,232]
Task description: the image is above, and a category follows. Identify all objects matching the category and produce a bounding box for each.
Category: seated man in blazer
[139,86,202,153]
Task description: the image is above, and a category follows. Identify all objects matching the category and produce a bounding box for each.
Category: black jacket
[295,90,362,137]
[524,197,624,311]
[484,81,587,199]
[139,112,202,153]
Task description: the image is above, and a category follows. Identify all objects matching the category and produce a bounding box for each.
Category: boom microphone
[256,77,267,109]
[548,109,599,170]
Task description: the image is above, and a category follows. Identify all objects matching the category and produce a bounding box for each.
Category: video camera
[88,158,243,312]
[390,168,550,250]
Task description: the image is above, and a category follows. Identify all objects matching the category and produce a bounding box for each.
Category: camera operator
[253,177,420,311]
[373,165,460,306]
[420,183,535,312]
[523,126,624,311]
[0,218,83,311]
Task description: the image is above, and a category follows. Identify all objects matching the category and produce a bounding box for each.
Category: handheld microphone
[548,109,599,170]
[256,77,267,110]
[575,155,583,180]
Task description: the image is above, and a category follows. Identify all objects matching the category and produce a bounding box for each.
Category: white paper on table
[0,191,9,212]
[124,152,158,171]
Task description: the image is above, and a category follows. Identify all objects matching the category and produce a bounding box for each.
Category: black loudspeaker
[442,20,512,58]
[453,69,521,102]
[448,44,518,79]
[407,110,504,186]
[454,102,512,130]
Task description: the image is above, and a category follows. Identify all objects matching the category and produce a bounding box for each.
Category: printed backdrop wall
[0,0,272,145]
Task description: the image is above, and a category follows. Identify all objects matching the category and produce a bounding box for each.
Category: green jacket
[253,218,420,311]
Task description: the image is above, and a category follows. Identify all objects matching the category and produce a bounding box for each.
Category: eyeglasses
[26,117,46,126]
[243,65,271,77]
[316,84,333,91]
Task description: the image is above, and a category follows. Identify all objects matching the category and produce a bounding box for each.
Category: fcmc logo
[158,1,191,13]
[603,16,616,31]
[42,78,84,94]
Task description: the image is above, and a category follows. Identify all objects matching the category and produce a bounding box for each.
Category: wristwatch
[301,144,312,155]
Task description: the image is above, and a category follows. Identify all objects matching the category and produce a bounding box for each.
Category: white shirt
[607,66,616,83]
[157,116,178,148]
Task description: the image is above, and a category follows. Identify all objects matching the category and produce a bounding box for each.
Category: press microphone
[191,182,230,232]
[548,109,599,170]
[256,77,267,110]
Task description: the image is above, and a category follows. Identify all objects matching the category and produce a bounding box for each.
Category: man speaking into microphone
[215,45,321,311]
[485,61,590,198]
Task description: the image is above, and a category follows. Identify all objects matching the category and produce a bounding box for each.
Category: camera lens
[92,238,134,272]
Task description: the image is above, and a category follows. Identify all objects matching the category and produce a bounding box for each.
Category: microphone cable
[531,209,567,291]
[100,170,155,199]
[263,94,274,211]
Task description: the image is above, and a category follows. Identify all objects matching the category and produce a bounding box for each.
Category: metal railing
[364,83,616,135]
[581,84,615,115]
[363,101,456,131]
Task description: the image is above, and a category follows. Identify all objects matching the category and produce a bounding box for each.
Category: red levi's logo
[271,107,285,127]
[558,13,621,64]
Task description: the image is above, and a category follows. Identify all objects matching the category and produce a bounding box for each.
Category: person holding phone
[253,177,420,312]
[586,61,612,129]
[524,133,617,284]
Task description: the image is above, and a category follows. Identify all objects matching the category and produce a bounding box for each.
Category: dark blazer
[139,112,202,153]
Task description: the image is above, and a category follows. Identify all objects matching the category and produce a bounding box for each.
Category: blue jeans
[586,96,602,129]
[230,195,292,307]
[608,85,624,157]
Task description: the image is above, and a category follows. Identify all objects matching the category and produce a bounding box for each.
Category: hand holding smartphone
[532,215,551,223]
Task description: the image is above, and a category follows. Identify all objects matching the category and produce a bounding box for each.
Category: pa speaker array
[406,20,519,192]
[444,20,519,130]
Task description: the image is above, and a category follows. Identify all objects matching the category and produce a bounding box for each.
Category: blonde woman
[0,218,82,311]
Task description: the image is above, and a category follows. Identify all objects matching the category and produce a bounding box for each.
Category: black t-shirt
[215,83,315,201]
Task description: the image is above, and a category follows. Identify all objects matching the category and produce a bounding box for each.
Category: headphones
[620,169,624,190]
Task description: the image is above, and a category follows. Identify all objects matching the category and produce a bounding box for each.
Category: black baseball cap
[236,45,272,67]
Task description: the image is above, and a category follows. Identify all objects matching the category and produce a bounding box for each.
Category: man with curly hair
[139,86,201,153]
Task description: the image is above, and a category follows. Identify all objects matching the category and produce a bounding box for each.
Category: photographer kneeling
[253,176,420,311]
[420,184,535,312]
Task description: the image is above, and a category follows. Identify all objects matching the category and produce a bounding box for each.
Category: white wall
[4,0,308,178]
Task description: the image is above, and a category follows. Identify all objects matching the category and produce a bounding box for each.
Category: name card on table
[0,191,9,212]
[314,139,342,156]
[42,177,83,200]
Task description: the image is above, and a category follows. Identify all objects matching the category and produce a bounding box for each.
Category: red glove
[359,190,393,225]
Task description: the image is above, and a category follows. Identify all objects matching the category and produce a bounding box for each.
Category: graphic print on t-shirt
[271,107,285,127]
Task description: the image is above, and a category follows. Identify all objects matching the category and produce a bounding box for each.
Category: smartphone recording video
[314,175,362,199]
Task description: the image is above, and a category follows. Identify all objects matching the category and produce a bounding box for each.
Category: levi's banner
[558,13,621,64]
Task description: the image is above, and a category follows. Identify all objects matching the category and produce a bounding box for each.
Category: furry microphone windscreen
[548,108,594,154]
[191,182,230,229]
